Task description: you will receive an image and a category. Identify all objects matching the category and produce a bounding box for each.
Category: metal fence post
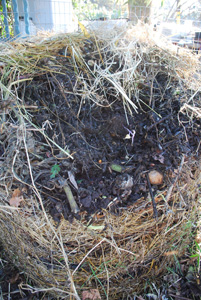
[23,0,30,35]
[2,0,10,39]
[12,0,20,36]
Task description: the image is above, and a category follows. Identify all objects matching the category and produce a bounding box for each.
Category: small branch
[58,178,80,214]
[147,115,170,131]
[146,173,158,219]
[166,155,185,203]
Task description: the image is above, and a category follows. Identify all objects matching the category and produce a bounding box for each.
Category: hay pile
[0,25,201,299]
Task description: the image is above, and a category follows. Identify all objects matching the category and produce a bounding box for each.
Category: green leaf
[195,240,201,251]
[190,254,199,258]
[110,163,123,173]
[50,164,61,178]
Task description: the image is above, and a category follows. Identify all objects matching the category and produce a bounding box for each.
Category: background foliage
[0,0,13,38]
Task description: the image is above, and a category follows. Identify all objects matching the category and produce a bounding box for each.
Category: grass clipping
[0,25,201,299]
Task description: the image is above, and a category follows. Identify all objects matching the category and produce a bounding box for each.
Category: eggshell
[148,170,163,185]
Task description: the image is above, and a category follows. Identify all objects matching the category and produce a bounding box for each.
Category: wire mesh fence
[0,0,201,45]
[0,0,77,39]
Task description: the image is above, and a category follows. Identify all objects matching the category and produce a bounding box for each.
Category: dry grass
[0,25,201,299]
[0,160,200,299]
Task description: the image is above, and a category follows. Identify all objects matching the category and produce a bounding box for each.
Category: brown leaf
[68,171,78,189]
[9,188,24,207]
[12,188,21,198]
[82,289,101,300]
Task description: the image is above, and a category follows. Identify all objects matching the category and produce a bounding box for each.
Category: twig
[72,238,106,275]
[101,246,109,300]
[146,173,158,219]
[58,178,80,214]
[168,294,192,300]
[147,115,170,131]
[166,155,185,203]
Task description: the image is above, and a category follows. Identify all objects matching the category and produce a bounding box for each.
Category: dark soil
[14,66,201,224]
[6,43,199,225]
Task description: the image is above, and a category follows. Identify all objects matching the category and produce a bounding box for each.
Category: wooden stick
[146,173,158,219]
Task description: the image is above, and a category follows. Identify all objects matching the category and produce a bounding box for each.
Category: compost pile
[0,26,201,299]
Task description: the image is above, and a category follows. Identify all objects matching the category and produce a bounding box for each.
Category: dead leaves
[82,289,101,300]
[9,188,24,207]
